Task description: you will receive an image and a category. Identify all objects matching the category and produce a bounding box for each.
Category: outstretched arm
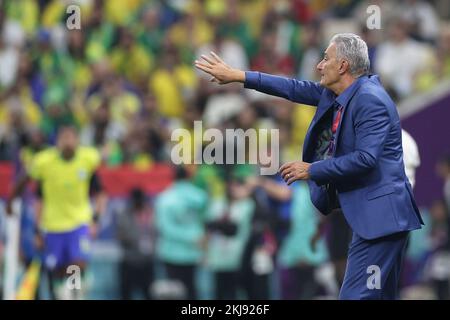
[195,52,323,106]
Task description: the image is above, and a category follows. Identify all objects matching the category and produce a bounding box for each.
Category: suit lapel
[303,97,334,161]
[313,91,336,124]
[332,78,366,154]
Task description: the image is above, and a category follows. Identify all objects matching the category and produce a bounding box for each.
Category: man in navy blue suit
[195,33,424,299]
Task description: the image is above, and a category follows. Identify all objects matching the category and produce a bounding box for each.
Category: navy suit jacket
[245,72,423,240]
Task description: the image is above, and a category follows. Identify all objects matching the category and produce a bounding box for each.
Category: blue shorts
[339,231,409,300]
[43,225,91,271]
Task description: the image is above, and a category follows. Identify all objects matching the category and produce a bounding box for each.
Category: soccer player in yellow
[7,126,107,299]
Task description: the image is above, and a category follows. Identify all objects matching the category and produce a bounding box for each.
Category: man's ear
[339,60,349,75]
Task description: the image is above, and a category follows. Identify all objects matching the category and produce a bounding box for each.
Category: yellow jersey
[29,147,101,232]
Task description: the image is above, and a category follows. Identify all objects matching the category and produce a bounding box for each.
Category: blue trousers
[339,231,409,300]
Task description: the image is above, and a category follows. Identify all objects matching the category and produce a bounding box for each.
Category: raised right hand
[194,51,245,84]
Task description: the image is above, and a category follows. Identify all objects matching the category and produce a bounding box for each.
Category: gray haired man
[195,33,423,299]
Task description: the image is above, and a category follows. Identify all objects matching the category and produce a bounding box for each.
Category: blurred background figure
[6,126,106,299]
[375,17,431,100]
[402,130,421,189]
[116,188,155,300]
[274,179,329,300]
[154,166,208,300]
[205,176,254,300]
[437,156,450,213]
[426,199,450,300]
[425,155,450,299]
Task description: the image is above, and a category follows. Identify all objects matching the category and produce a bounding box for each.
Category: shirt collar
[334,75,368,107]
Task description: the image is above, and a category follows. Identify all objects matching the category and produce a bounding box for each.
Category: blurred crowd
[0,0,450,299]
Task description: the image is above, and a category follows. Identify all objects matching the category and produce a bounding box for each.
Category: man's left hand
[279,161,311,185]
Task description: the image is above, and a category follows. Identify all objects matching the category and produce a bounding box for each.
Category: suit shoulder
[353,85,396,113]
[358,81,395,104]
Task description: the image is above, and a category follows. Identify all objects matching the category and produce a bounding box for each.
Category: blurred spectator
[328,0,361,18]
[137,4,164,57]
[121,116,165,169]
[0,84,41,160]
[360,26,380,74]
[110,27,152,85]
[154,166,208,300]
[40,85,76,144]
[87,74,141,129]
[375,18,431,99]
[205,177,255,300]
[400,0,440,44]
[251,28,294,76]
[217,0,256,59]
[80,98,126,166]
[12,51,45,107]
[429,199,449,251]
[116,188,155,300]
[202,84,247,128]
[426,199,450,300]
[168,4,213,53]
[6,126,107,300]
[84,0,115,62]
[103,0,142,26]
[64,30,92,97]
[436,155,450,213]
[0,35,19,90]
[246,174,292,299]
[81,98,120,146]
[1,1,28,47]
[399,129,422,290]
[402,129,421,188]
[297,21,323,81]
[437,28,450,79]
[239,174,279,300]
[277,181,328,299]
[149,45,198,118]
[261,3,299,60]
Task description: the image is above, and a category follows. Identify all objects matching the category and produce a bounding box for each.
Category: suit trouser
[339,231,409,300]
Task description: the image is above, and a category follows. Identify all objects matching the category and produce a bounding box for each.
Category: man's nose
[316,61,323,71]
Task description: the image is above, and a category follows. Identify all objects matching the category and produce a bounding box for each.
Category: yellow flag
[16,259,41,300]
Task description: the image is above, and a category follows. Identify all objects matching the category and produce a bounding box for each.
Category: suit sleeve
[244,71,323,106]
[309,94,391,185]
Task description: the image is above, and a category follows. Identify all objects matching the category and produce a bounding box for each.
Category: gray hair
[330,33,370,77]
